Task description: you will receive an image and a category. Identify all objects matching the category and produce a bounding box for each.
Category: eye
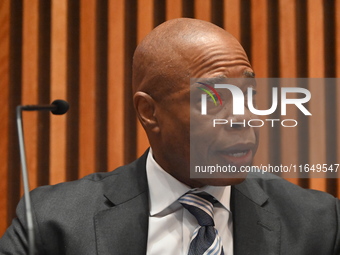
[245,87,257,96]
[207,94,219,103]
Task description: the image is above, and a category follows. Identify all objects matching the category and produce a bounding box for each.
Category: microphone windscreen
[51,100,69,115]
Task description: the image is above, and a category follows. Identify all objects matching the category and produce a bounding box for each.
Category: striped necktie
[179,192,224,255]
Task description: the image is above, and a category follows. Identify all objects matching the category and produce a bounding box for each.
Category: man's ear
[134,92,160,133]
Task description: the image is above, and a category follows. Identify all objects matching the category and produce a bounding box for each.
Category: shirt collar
[146,149,231,216]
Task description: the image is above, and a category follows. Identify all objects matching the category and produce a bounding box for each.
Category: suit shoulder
[27,164,133,214]
[31,169,117,197]
[250,173,338,207]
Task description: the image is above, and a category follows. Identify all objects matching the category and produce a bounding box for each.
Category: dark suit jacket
[1,151,340,254]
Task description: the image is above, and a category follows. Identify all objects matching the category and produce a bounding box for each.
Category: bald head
[133,18,255,187]
[132,18,255,187]
[132,18,246,97]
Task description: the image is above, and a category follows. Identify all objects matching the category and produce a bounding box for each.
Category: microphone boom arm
[15,99,68,255]
[16,106,35,255]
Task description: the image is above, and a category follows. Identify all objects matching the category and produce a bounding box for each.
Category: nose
[230,118,246,129]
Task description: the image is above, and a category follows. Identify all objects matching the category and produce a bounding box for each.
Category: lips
[217,143,256,166]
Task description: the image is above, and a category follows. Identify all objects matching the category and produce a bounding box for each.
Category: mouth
[227,150,249,157]
[217,143,256,166]
[221,149,252,163]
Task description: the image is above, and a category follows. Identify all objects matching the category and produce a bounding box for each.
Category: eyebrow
[197,75,227,86]
[195,72,255,87]
[243,70,255,78]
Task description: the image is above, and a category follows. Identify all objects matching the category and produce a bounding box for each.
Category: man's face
[152,34,259,187]
[190,76,258,184]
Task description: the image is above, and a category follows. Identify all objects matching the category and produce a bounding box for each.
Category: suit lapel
[94,152,150,255]
[232,178,281,255]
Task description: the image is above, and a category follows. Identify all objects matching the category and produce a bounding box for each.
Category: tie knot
[178,193,215,226]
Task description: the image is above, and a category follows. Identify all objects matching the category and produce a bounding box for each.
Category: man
[1,18,339,255]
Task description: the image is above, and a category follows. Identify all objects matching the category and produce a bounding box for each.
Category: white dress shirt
[146,149,233,254]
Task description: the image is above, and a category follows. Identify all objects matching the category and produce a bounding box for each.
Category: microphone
[21,99,69,115]
[16,99,69,255]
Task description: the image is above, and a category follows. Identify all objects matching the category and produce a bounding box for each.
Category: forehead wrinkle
[191,60,251,78]
[190,44,247,62]
[188,44,251,78]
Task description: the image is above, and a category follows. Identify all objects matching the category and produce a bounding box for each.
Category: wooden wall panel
[279,0,297,78]
[138,0,154,37]
[195,0,211,21]
[1,0,340,237]
[307,0,326,191]
[79,0,97,178]
[22,0,39,190]
[6,0,23,231]
[224,0,241,41]
[50,0,68,184]
[250,0,270,169]
[279,0,298,185]
[0,0,10,236]
[166,0,182,19]
[107,0,125,170]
